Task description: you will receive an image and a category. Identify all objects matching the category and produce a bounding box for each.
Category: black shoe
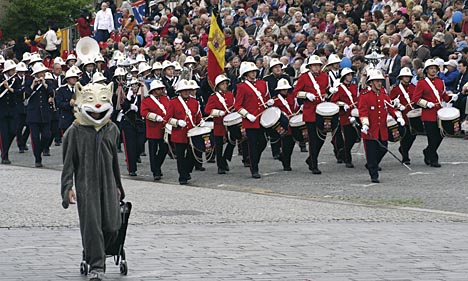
[371,178,380,183]
[140,152,147,156]
[225,163,230,171]
[423,149,430,166]
[218,168,226,174]
[300,146,308,152]
[187,175,192,180]
[283,167,292,171]
[24,146,29,151]
[243,162,250,167]
[153,175,161,180]
[137,157,142,163]
[43,151,51,156]
[345,163,354,168]
[2,159,11,164]
[55,142,61,146]
[273,154,281,160]
[311,168,322,174]
[129,172,137,176]
[252,172,261,179]
[179,179,188,185]
[337,159,344,164]
[402,159,411,165]
[35,162,43,168]
[305,157,310,166]
[19,149,25,153]
[195,166,206,171]
[430,162,441,168]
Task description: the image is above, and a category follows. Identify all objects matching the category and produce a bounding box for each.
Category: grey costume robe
[61,121,125,272]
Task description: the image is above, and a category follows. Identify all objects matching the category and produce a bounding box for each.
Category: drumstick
[193,115,213,128]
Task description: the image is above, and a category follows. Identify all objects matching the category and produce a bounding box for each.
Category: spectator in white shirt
[94,2,115,43]
[44,25,62,58]
[343,35,355,59]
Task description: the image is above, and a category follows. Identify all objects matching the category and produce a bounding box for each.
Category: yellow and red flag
[207,10,226,89]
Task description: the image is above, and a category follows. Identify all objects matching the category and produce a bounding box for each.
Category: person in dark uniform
[140,79,171,180]
[412,59,453,168]
[390,67,417,165]
[165,79,203,185]
[234,61,273,179]
[42,72,58,156]
[55,69,79,135]
[0,60,18,164]
[24,63,55,167]
[160,61,178,99]
[293,55,330,174]
[359,69,403,183]
[330,67,360,168]
[13,62,30,153]
[204,74,236,174]
[79,57,95,86]
[50,62,65,147]
[263,58,292,160]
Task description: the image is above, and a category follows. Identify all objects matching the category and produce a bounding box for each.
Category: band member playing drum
[140,80,170,181]
[234,62,273,179]
[390,67,417,165]
[330,67,360,168]
[205,74,236,174]
[165,79,203,185]
[359,70,404,183]
[273,78,298,171]
[411,59,452,168]
[294,55,330,174]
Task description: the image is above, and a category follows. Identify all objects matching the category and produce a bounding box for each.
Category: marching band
[0,37,466,184]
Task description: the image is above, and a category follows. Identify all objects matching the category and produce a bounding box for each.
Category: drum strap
[340,84,355,106]
[308,72,324,102]
[424,78,442,105]
[178,96,195,127]
[215,92,230,112]
[277,94,293,115]
[244,80,267,107]
[150,95,166,115]
[398,84,414,109]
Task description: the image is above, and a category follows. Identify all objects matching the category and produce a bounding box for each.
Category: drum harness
[216,92,239,146]
[340,83,363,147]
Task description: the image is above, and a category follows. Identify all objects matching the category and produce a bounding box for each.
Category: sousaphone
[76,36,100,66]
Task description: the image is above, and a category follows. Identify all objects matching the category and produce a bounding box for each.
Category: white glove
[427,102,435,108]
[361,124,369,134]
[349,116,356,124]
[266,99,275,106]
[126,92,133,100]
[451,94,459,102]
[343,104,350,111]
[130,104,138,111]
[219,110,226,117]
[392,98,400,106]
[446,102,453,108]
[199,119,206,127]
[246,113,256,122]
[156,115,164,122]
[399,105,406,111]
[329,87,338,94]
[177,120,187,127]
[306,93,316,101]
[397,117,405,126]
[441,102,447,108]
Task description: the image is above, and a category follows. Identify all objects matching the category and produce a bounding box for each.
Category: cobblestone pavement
[2,166,468,280]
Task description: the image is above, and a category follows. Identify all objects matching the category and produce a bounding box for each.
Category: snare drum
[187,126,214,152]
[407,108,425,135]
[223,112,244,141]
[387,115,405,142]
[260,107,289,137]
[204,121,214,130]
[437,107,461,136]
[316,102,339,133]
[164,124,172,144]
[289,114,309,142]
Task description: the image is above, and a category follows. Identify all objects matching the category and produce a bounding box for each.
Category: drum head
[290,114,305,127]
[260,107,281,128]
[387,115,397,127]
[187,126,212,137]
[351,108,359,117]
[204,121,214,129]
[437,107,460,121]
[223,112,242,126]
[316,102,339,116]
[407,108,422,118]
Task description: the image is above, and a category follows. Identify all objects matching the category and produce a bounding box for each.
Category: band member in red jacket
[359,70,404,183]
[389,67,417,165]
[330,67,360,168]
[411,59,452,167]
[205,74,235,174]
[234,62,273,179]
[140,80,171,181]
[293,55,329,174]
[273,78,299,171]
[165,79,202,185]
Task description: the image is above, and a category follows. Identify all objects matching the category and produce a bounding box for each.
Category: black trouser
[0,115,16,160]
[46,118,60,150]
[454,94,467,120]
[364,139,388,180]
[214,136,235,170]
[28,122,51,164]
[16,113,29,150]
[280,134,295,169]
[121,120,146,173]
[424,121,444,165]
[342,124,359,164]
[270,135,281,157]
[306,122,325,169]
[245,128,267,174]
[399,125,417,162]
[148,138,168,177]
[175,143,195,182]
[332,125,345,161]
[239,140,249,163]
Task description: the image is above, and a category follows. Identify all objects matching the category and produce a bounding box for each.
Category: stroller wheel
[119,260,128,275]
[80,261,89,275]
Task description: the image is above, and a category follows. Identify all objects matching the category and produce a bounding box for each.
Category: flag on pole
[207,10,226,89]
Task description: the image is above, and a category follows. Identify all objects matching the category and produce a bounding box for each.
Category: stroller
[80,201,132,276]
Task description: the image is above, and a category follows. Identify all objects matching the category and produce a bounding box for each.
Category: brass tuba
[75,36,100,65]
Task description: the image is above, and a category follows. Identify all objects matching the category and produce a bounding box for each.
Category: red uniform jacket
[389,83,416,124]
[292,71,329,122]
[411,77,450,122]
[273,93,298,135]
[140,95,171,139]
[204,91,235,137]
[234,80,270,129]
[165,97,202,144]
[358,88,398,141]
[330,83,359,126]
